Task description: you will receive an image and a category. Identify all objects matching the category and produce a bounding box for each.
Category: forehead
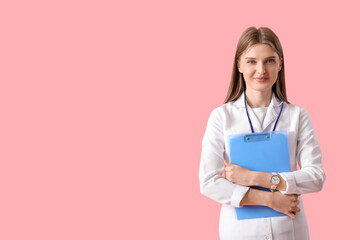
[242,43,278,59]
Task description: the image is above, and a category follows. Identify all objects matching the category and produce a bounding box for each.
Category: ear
[237,61,242,73]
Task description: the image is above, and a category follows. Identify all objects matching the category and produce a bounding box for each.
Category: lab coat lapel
[262,93,282,131]
[246,107,262,133]
[233,92,263,133]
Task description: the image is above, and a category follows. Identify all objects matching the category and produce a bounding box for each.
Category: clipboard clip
[244,133,271,142]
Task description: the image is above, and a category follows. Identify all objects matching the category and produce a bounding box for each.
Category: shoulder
[284,102,312,119]
[207,101,237,120]
[285,102,316,136]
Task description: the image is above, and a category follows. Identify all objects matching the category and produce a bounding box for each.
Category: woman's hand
[224,161,253,186]
[268,192,301,219]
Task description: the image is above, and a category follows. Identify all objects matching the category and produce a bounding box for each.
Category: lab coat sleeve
[279,107,326,194]
[199,108,250,207]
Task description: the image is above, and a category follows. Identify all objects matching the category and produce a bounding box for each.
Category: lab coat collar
[233,91,284,132]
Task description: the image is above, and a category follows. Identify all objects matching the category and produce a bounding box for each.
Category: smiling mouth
[254,77,268,82]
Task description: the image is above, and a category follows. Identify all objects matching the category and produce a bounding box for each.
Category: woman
[199,26,326,240]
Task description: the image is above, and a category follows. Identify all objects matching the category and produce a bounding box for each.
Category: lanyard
[244,92,284,133]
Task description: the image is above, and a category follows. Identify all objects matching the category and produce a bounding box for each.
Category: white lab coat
[199,91,326,240]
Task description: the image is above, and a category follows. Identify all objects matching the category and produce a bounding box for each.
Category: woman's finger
[290,200,300,207]
[292,207,301,213]
[287,212,296,220]
[226,176,234,182]
[289,206,300,213]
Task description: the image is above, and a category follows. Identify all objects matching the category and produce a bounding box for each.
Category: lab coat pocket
[271,216,296,240]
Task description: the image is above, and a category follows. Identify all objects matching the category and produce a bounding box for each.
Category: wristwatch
[270,172,280,192]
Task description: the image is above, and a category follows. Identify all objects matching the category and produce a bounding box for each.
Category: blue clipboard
[227,130,291,220]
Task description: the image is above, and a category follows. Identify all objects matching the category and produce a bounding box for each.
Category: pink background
[0,0,358,239]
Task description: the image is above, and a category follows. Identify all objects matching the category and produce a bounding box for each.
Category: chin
[248,85,273,93]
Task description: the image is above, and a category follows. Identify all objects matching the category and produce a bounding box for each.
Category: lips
[254,77,268,82]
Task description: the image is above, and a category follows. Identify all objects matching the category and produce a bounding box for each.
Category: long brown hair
[224,26,289,104]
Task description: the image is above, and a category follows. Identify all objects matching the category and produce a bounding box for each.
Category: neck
[245,89,272,108]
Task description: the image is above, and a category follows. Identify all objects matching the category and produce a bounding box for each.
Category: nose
[257,63,266,74]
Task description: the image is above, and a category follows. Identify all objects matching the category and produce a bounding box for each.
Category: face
[237,43,282,94]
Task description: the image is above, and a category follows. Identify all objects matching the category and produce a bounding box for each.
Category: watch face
[271,176,280,184]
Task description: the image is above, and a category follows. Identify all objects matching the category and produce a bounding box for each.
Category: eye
[266,59,275,63]
[247,60,255,64]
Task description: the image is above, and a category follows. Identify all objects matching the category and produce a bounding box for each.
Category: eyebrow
[245,56,277,59]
